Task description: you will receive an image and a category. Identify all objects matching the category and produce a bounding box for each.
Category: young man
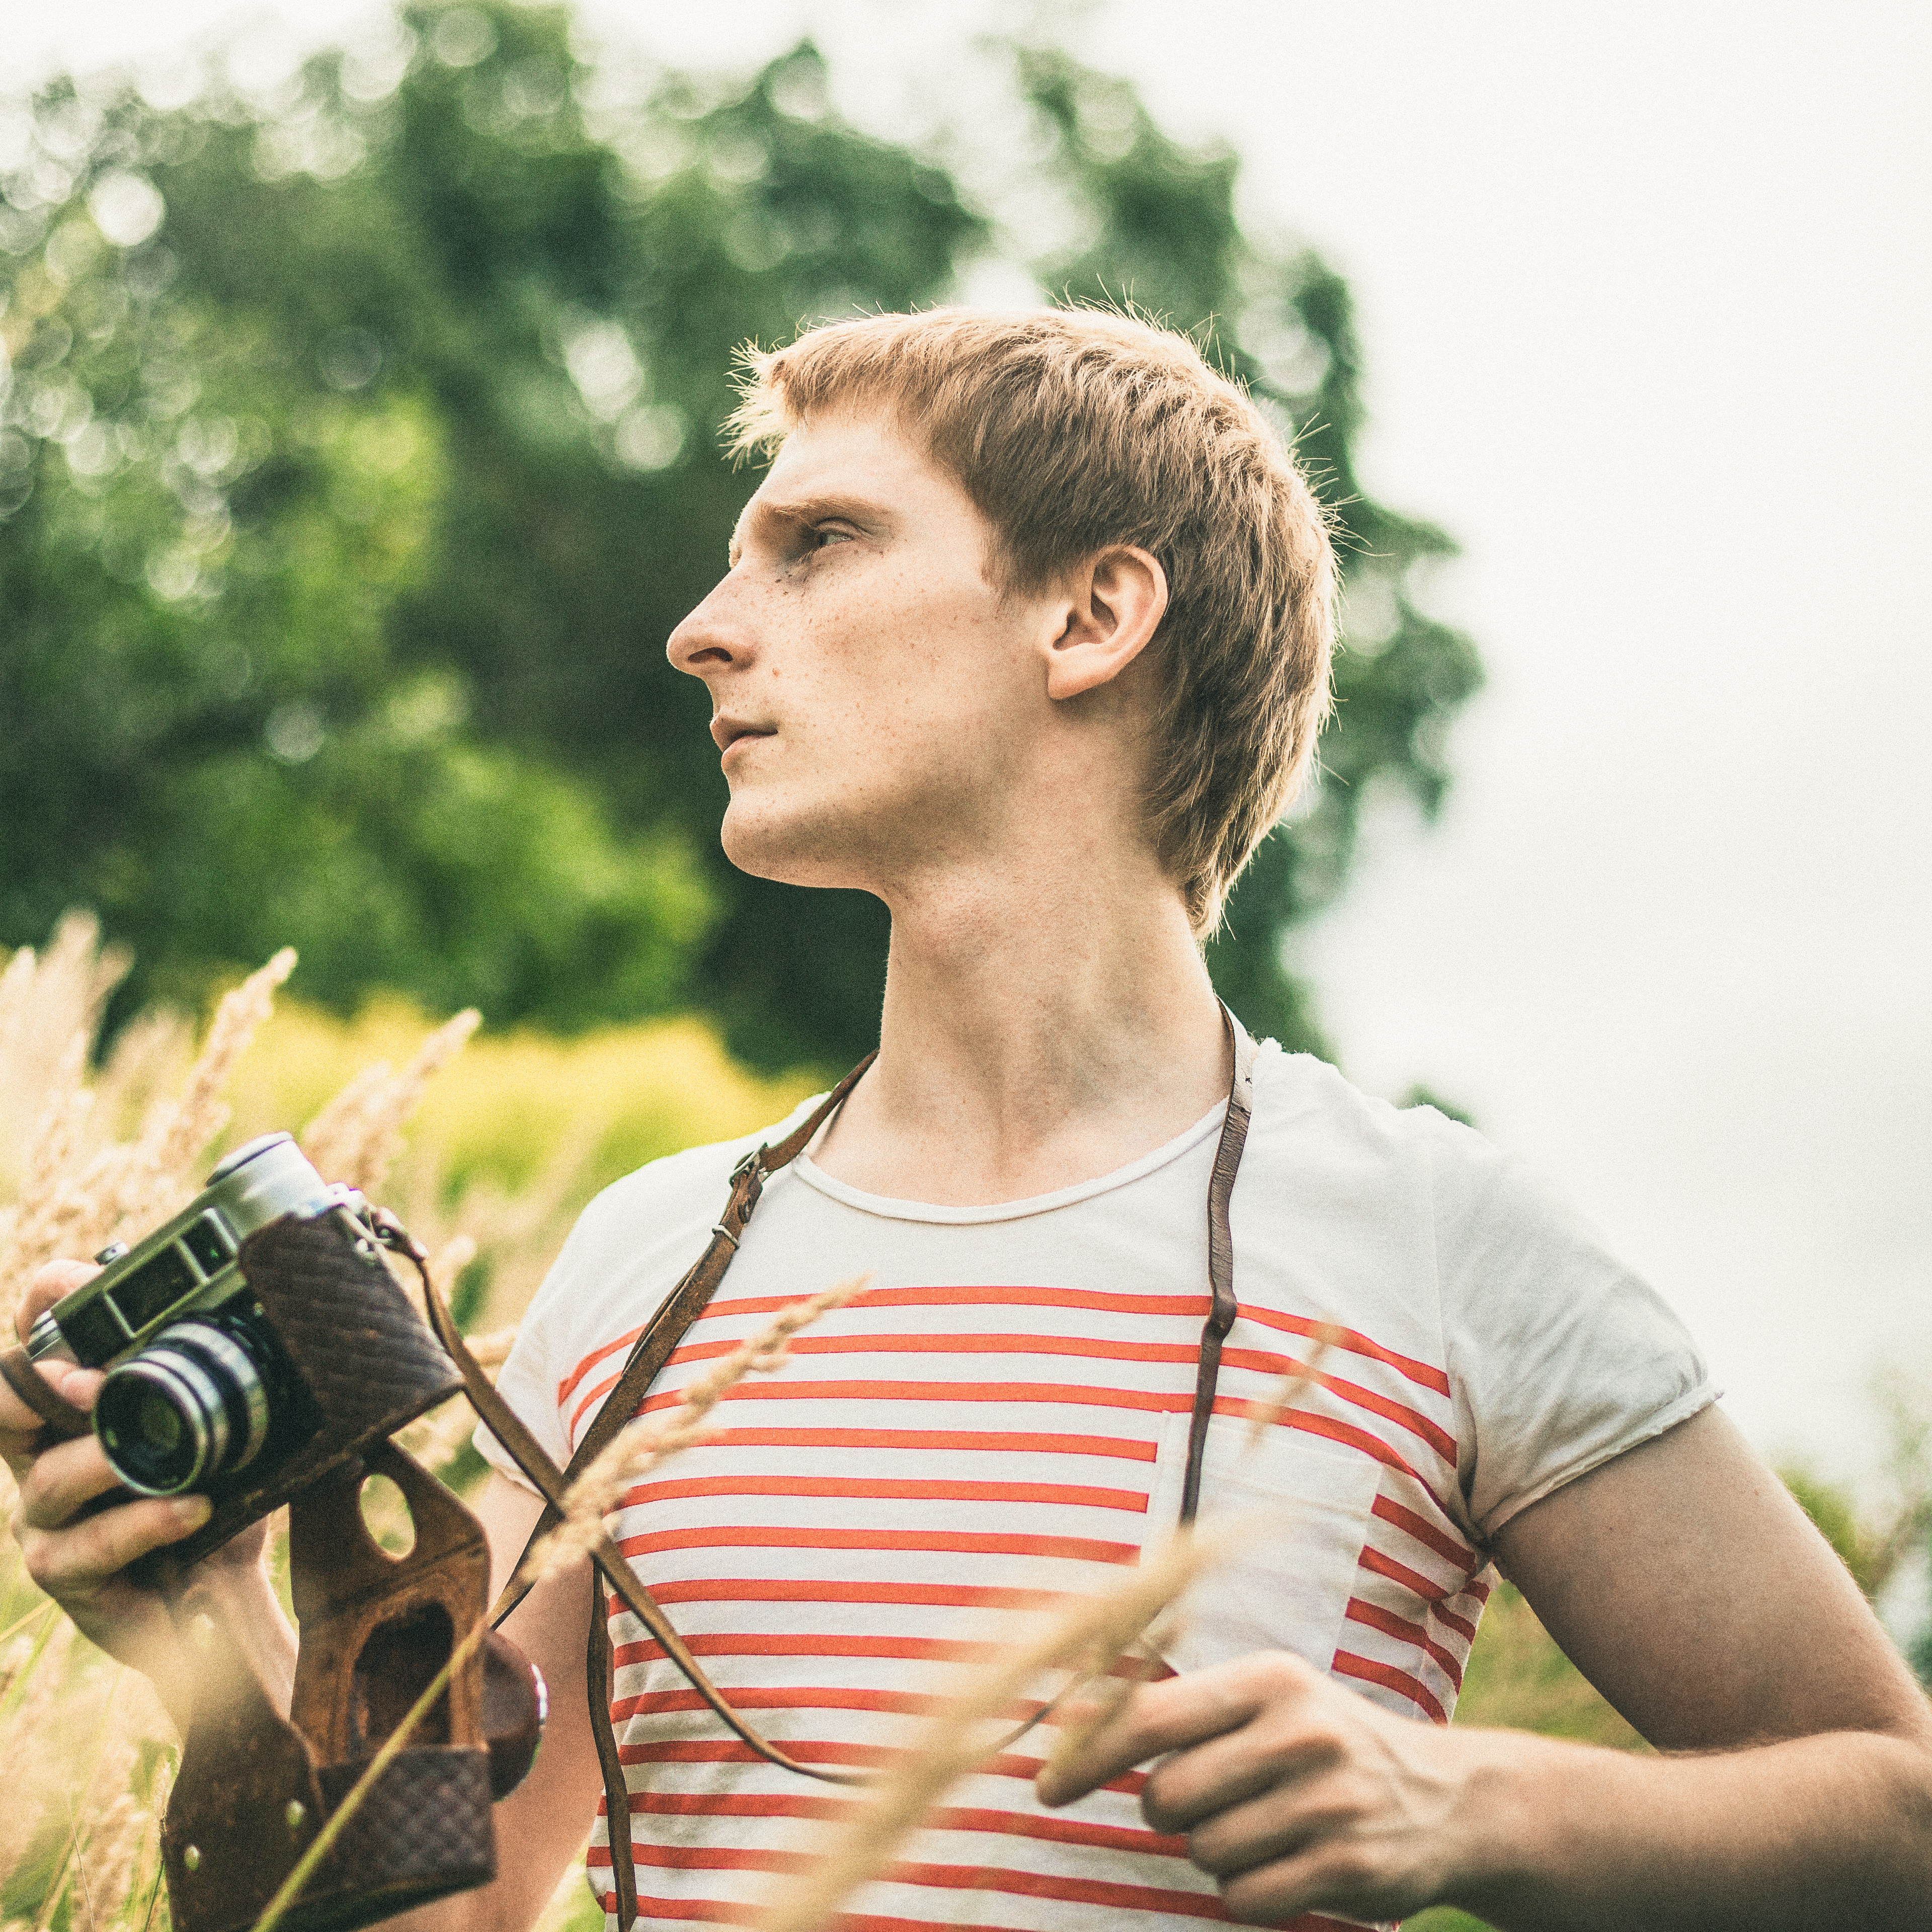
[9,308,1932,1932]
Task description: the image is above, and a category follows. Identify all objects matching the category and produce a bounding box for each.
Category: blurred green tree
[0,3,1480,1069]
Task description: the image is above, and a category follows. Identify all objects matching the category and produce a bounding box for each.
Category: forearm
[1448,1726,1932,1932]
[150,1556,298,1734]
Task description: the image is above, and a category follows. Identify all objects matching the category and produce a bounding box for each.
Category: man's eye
[810,526,855,549]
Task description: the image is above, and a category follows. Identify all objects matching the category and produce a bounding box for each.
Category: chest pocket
[1149,1409,1383,1680]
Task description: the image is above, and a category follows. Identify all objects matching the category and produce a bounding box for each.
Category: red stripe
[1225,1398,1453,1512]
[1433,1601,1480,1645]
[602,1893,1029,1932]
[1217,1349,1456,1462]
[613,1684,1046,1723]
[629,1579,1067,1613]
[558,1323,644,1405]
[593,1384,1451,1522]
[601,1898,1352,1932]
[618,1474,1149,1513]
[1372,1493,1479,1570]
[1235,1303,1451,1395]
[610,1380,1195,1435]
[611,1737,1149,1796]
[690,1285,1448,1395]
[704,1285,1209,1321]
[671,1332,1200,1368]
[613,1633,997,1668]
[696,1427,1158,1462]
[614,1525,1139,1565]
[1357,1541,1458,1604]
[1343,1597,1466,1691]
[558,1287,1448,1406]
[593,1842,1235,1920]
[624,1791,1190,1859]
[1331,1648,1448,1724]
[657,1333,1454,1464]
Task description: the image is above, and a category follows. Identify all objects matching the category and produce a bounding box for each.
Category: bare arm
[1039,1405,1932,1929]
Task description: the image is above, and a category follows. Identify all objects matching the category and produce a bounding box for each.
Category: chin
[719,798,867,891]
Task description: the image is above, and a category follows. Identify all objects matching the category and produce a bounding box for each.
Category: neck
[815,838,1231,1204]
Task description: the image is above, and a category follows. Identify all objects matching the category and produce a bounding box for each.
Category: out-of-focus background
[0,5,1926,1924]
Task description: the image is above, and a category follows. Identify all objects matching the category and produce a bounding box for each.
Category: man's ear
[1043,545,1168,701]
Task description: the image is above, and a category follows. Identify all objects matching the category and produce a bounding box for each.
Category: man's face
[668,408,1067,895]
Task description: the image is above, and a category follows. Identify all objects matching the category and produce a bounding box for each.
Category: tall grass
[0,916,811,1932]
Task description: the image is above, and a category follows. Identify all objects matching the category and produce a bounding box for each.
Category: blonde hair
[728,306,1338,933]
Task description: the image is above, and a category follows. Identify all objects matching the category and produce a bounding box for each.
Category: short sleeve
[472,1319,564,1494]
[1429,1120,1717,1541]
[471,1222,588,1493]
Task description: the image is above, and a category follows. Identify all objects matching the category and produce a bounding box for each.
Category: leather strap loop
[0,1344,94,1446]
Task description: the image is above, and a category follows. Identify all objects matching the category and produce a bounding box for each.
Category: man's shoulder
[505,1090,831,1397]
[1246,1038,1492,1184]
[573,1089,831,1248]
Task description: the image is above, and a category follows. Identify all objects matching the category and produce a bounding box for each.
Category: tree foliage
[0,3,1480,1069]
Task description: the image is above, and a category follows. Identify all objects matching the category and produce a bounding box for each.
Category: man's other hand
[1037,1650,1478,1925]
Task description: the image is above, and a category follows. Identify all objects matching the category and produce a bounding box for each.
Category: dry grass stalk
[69,1727,145,1932]
[749,1320,1348,1932]
[0,915,130,1191]
[0,945,297,1319]
[521,1274,869,1585]
[301,1008,481,1196]
[1245,1323,1341,1449]
[144,949,296,1181]
[0,1618,75,1885]
[748,1527,1221,1932]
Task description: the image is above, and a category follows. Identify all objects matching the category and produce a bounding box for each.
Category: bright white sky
[7,1,1929,1507]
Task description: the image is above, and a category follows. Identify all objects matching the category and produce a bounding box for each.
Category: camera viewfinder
[182,1214,234,1276]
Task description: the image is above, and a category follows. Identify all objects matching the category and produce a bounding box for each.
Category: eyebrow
[727,490,895,567]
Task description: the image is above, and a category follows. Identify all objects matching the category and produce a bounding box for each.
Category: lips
[711,715,775,755]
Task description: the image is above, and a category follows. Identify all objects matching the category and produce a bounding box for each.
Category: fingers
[1182,1776,1344,1878]
[1141,1705,1347,1835]
[14,1428,124,1530]
[15,1491,211,1604]
[17,1260,99,1339]
[2,1260,102,1443]
[1038,1653,1321,1808]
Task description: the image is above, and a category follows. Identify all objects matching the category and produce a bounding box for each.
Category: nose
[667,575,748,679]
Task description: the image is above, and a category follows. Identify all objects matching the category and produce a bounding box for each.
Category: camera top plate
[29,1134,355,1370]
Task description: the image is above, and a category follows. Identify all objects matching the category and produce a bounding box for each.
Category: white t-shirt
[479,1040,1713,1932]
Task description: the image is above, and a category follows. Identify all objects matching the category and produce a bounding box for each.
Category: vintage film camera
[31,1133,354,1503]
[16,1135,545,1932]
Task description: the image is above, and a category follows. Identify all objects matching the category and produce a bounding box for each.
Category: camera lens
[96,1318,271,1497]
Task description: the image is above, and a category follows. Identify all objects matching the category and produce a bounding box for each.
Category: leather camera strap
[1182,1010,1257,1522]
[488,1048,878,1631]
[392,1010,1256,1932]
[0,1345,93,1445]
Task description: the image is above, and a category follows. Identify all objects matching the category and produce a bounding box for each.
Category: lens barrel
[96,1318,271,1497]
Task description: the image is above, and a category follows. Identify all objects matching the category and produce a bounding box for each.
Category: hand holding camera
[4,1256,279,1729]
